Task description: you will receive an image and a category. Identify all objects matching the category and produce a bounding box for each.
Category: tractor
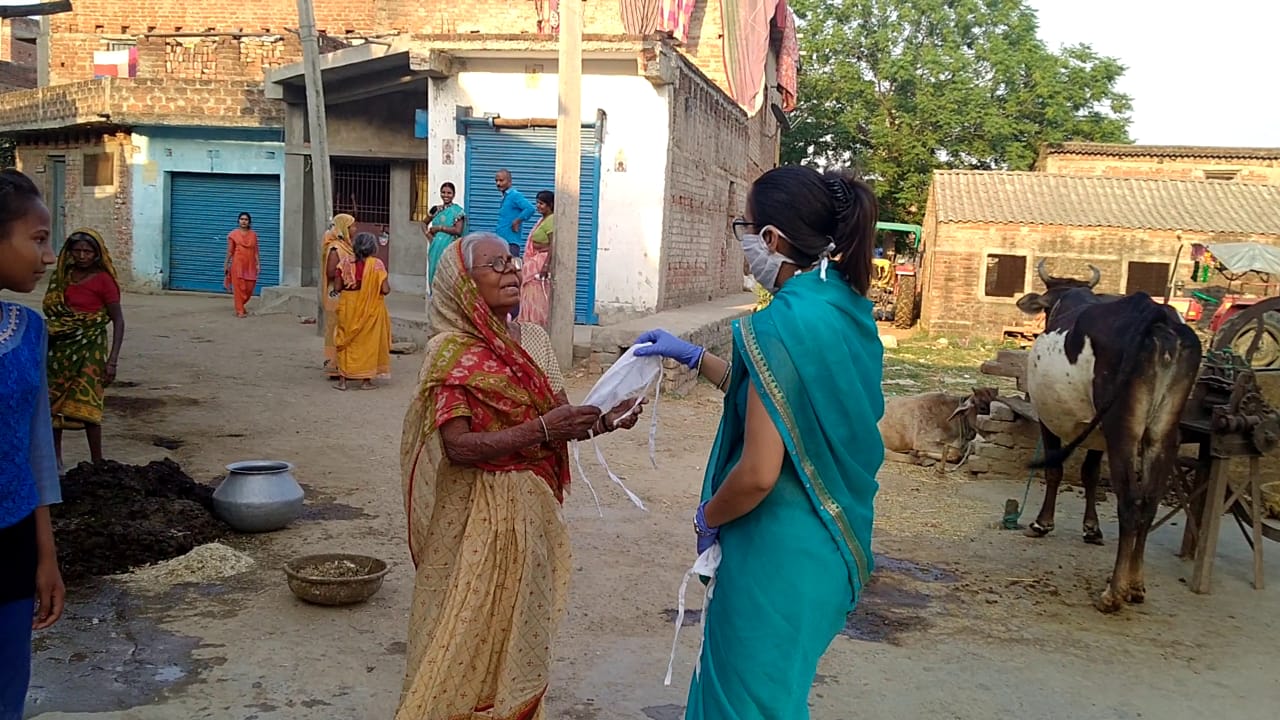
[868,221,924,329]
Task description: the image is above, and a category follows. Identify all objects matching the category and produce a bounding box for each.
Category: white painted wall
[427,58,670,318]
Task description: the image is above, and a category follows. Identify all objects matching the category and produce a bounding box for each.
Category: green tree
[783,0,1132,222]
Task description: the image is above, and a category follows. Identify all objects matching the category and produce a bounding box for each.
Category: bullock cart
[982,307,1280,597]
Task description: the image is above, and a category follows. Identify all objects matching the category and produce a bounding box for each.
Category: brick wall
[2,19,38,66]
[14,132,135,283]
[400,0,728,93]
[0,62,37,93]
[918,221,1280,339]
[43,0,377,85]
[130,35,302,82]
[0,78,284,132]
[1041,154,1280,185]
[657,52,779,309]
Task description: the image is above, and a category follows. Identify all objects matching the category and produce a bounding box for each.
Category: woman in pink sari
[519,191,554,328]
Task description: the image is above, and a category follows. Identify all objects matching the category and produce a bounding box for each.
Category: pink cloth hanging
[661,0,698,44]
[720,0,778,115]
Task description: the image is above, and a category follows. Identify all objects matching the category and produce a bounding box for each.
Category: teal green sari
[426,204,466,293]
[687,268,884,719]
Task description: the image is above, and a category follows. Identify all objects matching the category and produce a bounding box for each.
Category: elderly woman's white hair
[459,231,507,271]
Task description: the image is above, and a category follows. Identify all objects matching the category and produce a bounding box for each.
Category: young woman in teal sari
[635,165,883,719]
[423,182,466,298]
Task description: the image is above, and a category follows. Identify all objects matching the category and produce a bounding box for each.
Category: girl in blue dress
[0,168,65,719]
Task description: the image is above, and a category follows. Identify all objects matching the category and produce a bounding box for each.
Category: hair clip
[824,178,852,214]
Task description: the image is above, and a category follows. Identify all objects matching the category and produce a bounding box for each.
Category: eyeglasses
[731,217,759,241]
[474,256,523,274]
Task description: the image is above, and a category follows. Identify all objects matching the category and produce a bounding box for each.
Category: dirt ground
[9,291,1278,720]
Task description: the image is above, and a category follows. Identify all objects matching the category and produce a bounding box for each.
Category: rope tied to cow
[1002,436,1043,530]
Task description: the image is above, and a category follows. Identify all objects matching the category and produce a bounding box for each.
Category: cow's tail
[1030,299,1168,470]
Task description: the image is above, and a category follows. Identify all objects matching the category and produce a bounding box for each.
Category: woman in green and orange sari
[43,228,125,470]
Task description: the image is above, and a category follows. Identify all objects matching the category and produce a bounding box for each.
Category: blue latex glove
[694,500,719,555]
[632,328,705,370]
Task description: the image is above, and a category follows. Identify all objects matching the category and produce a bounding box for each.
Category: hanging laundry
[774,0,800,112]
[621,0,663,34]
[661,0,698,45]
[720,0,779,115]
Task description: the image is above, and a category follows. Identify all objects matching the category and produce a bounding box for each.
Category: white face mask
[740,227,795,294]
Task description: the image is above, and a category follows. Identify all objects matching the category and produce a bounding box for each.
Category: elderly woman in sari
[43,228,125,470]
[397,232,642,719]
[635,166,884,719]
[333,232,392,391]
[321,213,356,378]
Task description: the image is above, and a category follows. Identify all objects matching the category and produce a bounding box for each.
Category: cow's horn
[1087,264,1101,288]
[1037,257,1051,284]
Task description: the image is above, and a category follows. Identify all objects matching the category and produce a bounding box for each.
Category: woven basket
[284,553,389,606]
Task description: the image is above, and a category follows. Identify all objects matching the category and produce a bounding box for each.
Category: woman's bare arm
[438,416,543,466]
[696,351,731,392]
[702,383,784,526]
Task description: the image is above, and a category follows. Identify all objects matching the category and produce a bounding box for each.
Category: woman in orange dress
[223,212,260,318]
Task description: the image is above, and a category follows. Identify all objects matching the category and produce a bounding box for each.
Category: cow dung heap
[52,459,232,582]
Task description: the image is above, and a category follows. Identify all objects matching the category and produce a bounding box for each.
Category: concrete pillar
[282,104,307,287]
[387,160,426,294]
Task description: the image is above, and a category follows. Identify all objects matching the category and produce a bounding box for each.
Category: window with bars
[411,160,432,222]
[331,160,391,226]
[1126,261,1170,296]
[984,253,1027,298]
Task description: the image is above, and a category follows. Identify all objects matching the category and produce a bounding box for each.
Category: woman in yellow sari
[43,228,125,469]
[397,232,640,719]
[332,232,391,391]
[321,213,356,378]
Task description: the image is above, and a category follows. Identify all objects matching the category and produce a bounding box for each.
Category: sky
[1028,0,1278,147]
[2,0,1275,148]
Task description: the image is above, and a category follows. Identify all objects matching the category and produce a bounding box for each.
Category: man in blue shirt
[494,169,537,256]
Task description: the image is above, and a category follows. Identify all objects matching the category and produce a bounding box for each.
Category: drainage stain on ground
[841,554,958,644]
[642,704,686,720]
[27,583,222,714]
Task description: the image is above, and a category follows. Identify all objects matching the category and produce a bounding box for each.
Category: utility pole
[550,0,582,369]
[296,0,333,330]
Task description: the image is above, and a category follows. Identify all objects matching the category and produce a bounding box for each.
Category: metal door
[49,157,66,252]
[462,123,601,324]
[168,173,282,293]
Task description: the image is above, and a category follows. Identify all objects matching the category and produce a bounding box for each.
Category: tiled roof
[1040,142,1280,161]
[930,171,1280,236]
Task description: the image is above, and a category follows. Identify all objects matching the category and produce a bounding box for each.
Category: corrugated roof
[1041,142,1280,161]
[931,171,1280,236]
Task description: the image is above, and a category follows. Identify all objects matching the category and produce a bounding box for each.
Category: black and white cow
[1016,260,1202,613]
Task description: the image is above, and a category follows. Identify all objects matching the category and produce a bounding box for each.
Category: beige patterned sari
[397,243,570,720]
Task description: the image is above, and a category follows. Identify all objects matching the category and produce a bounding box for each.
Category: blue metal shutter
[463,125,600,324]
[168,173,282,294]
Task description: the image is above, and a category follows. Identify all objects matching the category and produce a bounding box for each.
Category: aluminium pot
[212,460,305,533]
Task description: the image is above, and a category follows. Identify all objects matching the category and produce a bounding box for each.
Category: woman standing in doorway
[43,228,125,471]
[634,166,884,719]
[224,211,260,318]
[423,182,465,300]
[519,190,555,328]
[321,213,357,379]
